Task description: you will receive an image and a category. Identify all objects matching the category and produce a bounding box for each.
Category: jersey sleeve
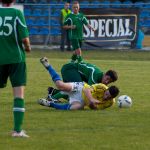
[63,15,71,25]
[16,10,29,40]
[88,71,103,85]
[82,14,88,25]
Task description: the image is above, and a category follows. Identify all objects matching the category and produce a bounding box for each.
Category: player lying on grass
[37,57,119,110]
[61,55,118,85]
[41,56,118,103]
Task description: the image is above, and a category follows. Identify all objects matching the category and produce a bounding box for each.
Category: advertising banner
[82,8,140,48]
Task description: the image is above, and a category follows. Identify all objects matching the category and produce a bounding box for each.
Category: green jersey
[77,62,103,85]
[64,12,88,40]
[0,7,29,65]
[61,62,104,85]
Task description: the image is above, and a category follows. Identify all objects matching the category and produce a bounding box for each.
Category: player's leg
[0,65,9,88]
[71,39,82,62]
[40,57,74,92]
[38,99,82,110]
[60,28,65,51]
[10,63,29,137]
[71,39,84,63]
[66,30,71,51]
[38,98,71,110]
[38,82,84,110]
[51,82,84,110]
[61,63,82,82]
[40,57,61,82]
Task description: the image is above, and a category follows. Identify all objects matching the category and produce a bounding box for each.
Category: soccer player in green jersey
[0,0,31,137]
[61,58,118,85]
[63,1,95,59]
[38,58,119,110]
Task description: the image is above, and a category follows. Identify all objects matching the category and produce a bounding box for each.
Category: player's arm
[87,24,95,32]
[55,80,73,92]
[22,37,31,52]
[63,16,76,30]
[83,87,100,109]
[82,16,95,32]
[63,25,76,29]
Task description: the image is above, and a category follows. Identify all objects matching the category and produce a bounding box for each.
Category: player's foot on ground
[70,54,77,63]
[47,86,56,95]
[47,86,60,95]
[77,56,83,63]
[37,98,51,107]
[47,95,59,103]
[40,57,50,69]
[12,130,29,138]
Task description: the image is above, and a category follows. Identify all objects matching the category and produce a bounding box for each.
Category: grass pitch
[0,49,150,150]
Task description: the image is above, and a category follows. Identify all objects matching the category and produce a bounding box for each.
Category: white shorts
[63,82,84,106]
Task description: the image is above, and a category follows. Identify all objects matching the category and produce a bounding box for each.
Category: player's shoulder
[92,83,108,91]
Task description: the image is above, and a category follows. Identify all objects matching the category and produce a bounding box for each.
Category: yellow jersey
[82,83,115,109]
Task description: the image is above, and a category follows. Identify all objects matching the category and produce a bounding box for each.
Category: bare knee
[70,102,83,110]
[55,81,66,91]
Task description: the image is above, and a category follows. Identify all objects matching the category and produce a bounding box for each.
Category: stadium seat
[55,1,64,9]
[39,0,47,4]
[80,1,89,8]
[111,0,121,8]
[41,9,49,16]
[24,8,32,16]
[39,28,49,35]
[122,1,133,8]
[143,4,150,8]
[90,0,101,8]
[51,9,60,17]
[50,1,57,8]
[133,2,144,8]
[140,11,150,18]
[26,18,35,26]
[50,19,60,26]
[32,9,42,16]
[34,18,49,26]
[29,28,39,35]
[50,28,61,35]
[142,20,150,27]
[102,0,110,8]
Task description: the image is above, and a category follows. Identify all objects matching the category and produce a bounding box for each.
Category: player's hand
[91,27,96,32]
[89,98,100,109]
[71,25,76,29]
[25,45,31,53]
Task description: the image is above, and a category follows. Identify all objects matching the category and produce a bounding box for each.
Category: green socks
[71,54,83,63]
[13,98,25,132]
[52,92,69,100]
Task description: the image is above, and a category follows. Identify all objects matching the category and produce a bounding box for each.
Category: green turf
[0,50,150,150]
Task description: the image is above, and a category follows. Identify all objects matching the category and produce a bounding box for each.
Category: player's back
[0,7,28,65]
[78,62,103,85]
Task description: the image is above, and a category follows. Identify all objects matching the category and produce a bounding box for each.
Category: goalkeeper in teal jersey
[0,0,31,137]
[63,1,95,59]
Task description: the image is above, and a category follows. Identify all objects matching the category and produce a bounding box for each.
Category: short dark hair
[2,0,14,4]
[108,86,119,98]
[105,70,118,82]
